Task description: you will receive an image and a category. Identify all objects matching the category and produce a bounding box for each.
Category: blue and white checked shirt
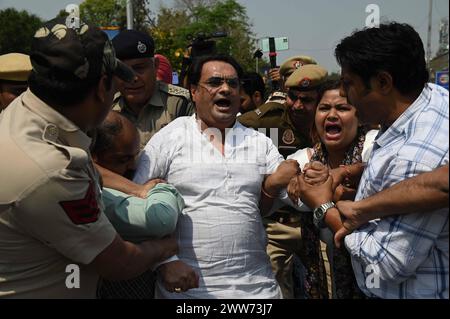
[345,83,449,299]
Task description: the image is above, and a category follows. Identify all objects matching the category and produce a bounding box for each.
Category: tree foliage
[173,0,220,15]
[79,0,151,31]
[0,8,43,55]
[153,0,261,72]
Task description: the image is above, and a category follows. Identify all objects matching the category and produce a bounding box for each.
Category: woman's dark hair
[317,79,341,103]
[187,54,244,87]
[335,22,429,95]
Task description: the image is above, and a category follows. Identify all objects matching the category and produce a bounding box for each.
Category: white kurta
[134,115,283,299]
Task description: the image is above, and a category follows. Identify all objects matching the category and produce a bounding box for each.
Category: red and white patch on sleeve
[60,182,100,225]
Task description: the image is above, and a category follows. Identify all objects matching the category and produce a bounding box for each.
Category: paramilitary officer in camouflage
[0,53,32,111]
[112,30,194,150]
[0,17,176,298]
[238,64,328,299]
[265,55,317,105]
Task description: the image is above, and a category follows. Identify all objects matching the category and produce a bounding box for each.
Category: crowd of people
[0,15,448,299]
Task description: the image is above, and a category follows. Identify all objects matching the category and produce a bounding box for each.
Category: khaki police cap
[279,55,317,77]
[285,64,328,91]
[0,53,32,82]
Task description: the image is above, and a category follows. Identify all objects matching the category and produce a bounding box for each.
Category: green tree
[154,0,260,73]
[173,0,220,15]
[79,0,152,31]
[151,7,190,70]
[0,8,43,55]
[133,0,154,30]
[80,0,126,28]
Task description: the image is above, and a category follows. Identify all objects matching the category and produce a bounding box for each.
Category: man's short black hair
[187,54,244,87]
[335,22,429,95]
[241,72,265,98]
[28,71,112,107]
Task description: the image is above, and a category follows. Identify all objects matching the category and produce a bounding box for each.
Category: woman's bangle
[261,185,279,199]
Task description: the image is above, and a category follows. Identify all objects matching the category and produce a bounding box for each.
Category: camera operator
[179,32,227,88]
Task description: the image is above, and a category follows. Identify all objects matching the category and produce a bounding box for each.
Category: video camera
[178,31,228,87]
[186,31,228,58]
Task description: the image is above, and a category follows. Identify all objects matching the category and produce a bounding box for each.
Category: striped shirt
[345,83,449,299]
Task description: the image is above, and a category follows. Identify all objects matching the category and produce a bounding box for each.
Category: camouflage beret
[31,17,135,83]
[0,53,32,82]
[279,55,317,77]
[285,64,328,91]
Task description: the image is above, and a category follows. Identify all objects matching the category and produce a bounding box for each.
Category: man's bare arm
[95,164,164,198]
[91,234,177,281]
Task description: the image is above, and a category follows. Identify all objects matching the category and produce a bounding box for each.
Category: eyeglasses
[287,90,316,104]
[200,77,241,90]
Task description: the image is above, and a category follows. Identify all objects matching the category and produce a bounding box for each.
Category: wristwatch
[313,202,335,229]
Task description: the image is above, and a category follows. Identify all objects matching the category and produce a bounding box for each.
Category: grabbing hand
[263,159,300,198]
[333,200,365,248]
[287,175,301,205]
[268,68,281,82]
[273,159,301,187]
[135,178,167,198]
[303,161,329,186]
[298,172,334,209]
[158,260,199,294]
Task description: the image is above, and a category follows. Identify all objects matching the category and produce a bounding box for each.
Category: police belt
[266,209,302,225]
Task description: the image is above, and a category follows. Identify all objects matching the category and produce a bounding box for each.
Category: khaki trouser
[264,216,304,299]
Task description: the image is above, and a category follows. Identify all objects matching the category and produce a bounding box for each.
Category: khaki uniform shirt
[112,81,194,150]
[238,102,311,159]
[0,90,116,298]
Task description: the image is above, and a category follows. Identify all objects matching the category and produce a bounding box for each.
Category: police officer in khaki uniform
[111,30,194,150]
[265,55,317,105]
[0,17,176,298]
[0,53,32,111]
[238,64,328,299]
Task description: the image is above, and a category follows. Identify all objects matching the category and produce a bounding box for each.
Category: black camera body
[179,31,228,87]
[188,32,227,58]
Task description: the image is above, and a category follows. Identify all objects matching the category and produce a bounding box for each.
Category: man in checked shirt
[294,22,448,299]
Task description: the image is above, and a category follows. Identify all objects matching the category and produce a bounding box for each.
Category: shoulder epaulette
[167,83,191,100]
[254,101,285,117]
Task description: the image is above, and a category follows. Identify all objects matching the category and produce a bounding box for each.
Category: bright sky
[1,0,448,72]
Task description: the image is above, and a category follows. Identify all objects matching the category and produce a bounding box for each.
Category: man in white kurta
[134,115,284,298]
[134,55,286,298]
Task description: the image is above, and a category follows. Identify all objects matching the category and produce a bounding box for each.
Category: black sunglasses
[202,76,241,89]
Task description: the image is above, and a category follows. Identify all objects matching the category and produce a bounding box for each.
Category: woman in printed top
[282,79,378,299]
